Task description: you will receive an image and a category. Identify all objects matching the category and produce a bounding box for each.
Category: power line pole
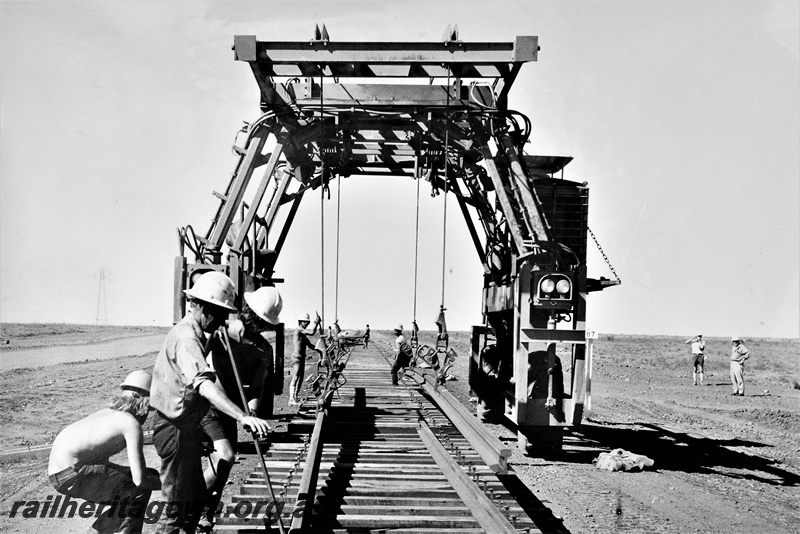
[95,268,108,325]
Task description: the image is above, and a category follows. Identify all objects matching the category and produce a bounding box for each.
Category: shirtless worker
[48,370,161,534]
[150,271,271,533]
[289,312,322,405]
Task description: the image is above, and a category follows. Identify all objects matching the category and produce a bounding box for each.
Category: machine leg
[476,398,504,423]
[518,426,564,458]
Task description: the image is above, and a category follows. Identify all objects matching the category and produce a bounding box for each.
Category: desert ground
[0,323,798,533]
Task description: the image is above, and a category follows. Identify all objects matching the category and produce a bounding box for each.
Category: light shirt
[690,340,705,355]
[730,343,750,363]
[151,314,216,425]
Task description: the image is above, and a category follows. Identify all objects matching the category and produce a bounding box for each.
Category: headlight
[533,272,574,310]
[556,279,571,294]
[540,278,556,293]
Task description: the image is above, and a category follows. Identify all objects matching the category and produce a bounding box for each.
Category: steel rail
[217,347,540,532]
[408,368,511,473]
[418,419,517,533]
[289,409,326,533]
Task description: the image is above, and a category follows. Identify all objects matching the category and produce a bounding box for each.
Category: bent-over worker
[48,370,161,534]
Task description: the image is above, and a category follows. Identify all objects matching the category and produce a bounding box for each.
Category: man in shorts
[289,312,322,405]
[198,286,282,530]
[48,370,161,534]
[390,324,413,386]
[685,334,706,385]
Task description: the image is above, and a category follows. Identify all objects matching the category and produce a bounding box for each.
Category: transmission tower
[95,268,108,325]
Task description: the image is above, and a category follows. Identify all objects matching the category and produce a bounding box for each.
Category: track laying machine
[173,25,620,456]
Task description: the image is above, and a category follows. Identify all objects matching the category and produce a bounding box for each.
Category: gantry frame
[174,27,617,455]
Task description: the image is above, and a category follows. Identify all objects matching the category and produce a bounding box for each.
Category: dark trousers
[153,412,206,534]
[390,353,411,385]
[52,463,154,533]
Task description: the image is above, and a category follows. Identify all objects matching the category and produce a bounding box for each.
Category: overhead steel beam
[234,35,538,73]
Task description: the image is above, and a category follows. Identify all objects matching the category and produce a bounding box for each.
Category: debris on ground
[593,448,655,472]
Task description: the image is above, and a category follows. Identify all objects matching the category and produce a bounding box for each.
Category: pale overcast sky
[1,1,798,338]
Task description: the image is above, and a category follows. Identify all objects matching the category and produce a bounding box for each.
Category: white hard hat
[184,271,237,311]
[395,323,403,331]
[244,286,282,325]
[299,313,311,322]
[731,335,741,342]
[120,370,152,395]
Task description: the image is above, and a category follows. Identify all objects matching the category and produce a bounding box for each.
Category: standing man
[289,312,322,405]
[390,324,413,386]
[364,324,370,349]
[685,334,706,386]
[730,336,751,396]
[151,271,271,533]
[48,370,161,534]
[198,286,283,531]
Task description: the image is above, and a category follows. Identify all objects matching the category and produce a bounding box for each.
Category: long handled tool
[217,326,287,534]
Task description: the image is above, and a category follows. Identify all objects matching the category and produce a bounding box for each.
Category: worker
[48,370,161,534]
[289,312,322,405]
[390,323,413,386]
[730,336,751,396]
[685,334,706,385]
[198,286,282,531]
[150,271,271,533]
[364,324,370,349]
[333,320,342,345]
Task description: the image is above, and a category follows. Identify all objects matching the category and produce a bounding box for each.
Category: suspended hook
[435,306,449,352]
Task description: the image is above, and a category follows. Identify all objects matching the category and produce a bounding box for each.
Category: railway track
[212,344,556,533]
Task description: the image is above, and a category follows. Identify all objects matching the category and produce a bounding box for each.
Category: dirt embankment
[1,326,798,534]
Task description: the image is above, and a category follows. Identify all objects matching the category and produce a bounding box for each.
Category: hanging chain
[588,226,621,283]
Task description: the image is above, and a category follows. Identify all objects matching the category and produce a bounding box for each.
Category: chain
[588,226,621,283]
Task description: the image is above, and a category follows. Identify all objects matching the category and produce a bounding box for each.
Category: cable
[335,175,341,323]
[413,155,421,323]
[441,66,451,308]
[319,72,326,331]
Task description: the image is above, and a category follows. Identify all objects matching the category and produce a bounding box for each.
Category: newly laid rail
[212,345,553,533]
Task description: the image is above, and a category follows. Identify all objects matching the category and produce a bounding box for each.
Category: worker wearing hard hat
[48,370,160,534]
[198,286,282,531]
[390,323,413,386]
[730,336,751,396]
[684,334,706,386]
[289,311,322,405]
[150,271,272,533]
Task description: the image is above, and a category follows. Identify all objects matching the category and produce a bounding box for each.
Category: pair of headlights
[539,276,571,296]
[534,273,573,309]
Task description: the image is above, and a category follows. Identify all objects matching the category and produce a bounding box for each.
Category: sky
[1,1,798,339]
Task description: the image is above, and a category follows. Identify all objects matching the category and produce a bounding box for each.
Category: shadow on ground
[557,421,799,487]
